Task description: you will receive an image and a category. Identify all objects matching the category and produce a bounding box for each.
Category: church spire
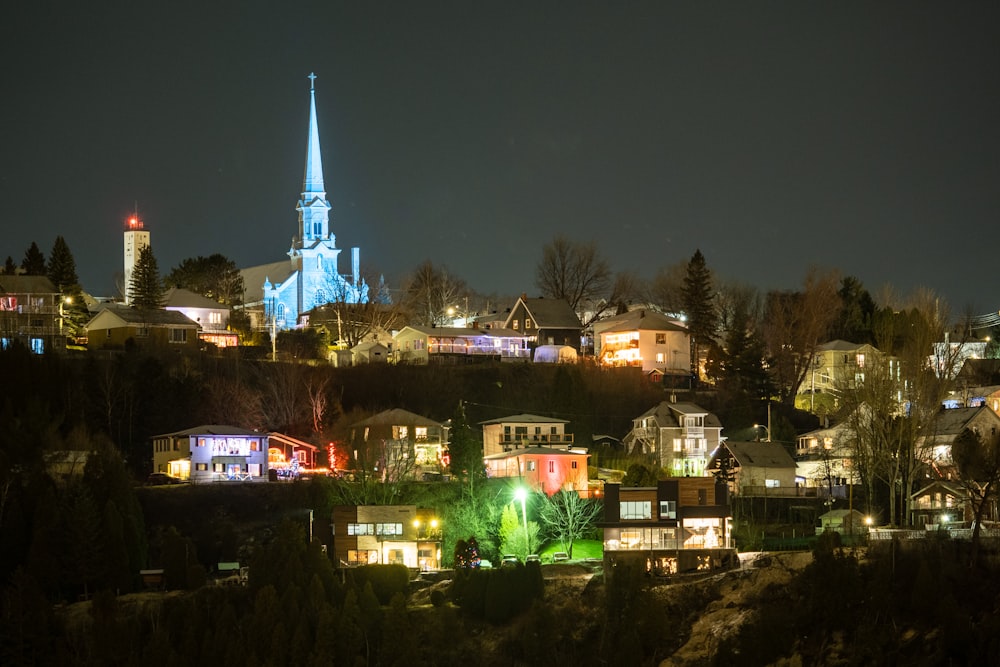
[297,72,332,243]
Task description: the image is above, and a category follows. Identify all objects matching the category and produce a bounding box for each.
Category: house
[799,340,879,401]
[484,445,590,497]
[599,479,736,575]
[349,409,449,480]
[0,275,66,354]
[917,405,1000,479]
[266,432,319,475]
[502,295,583,352]
[795,421,858,498]
[86,305,201,353]
[944,383,1000,412]
[708,441,799,497]
[816,509,866,535]
[331,505,442,570]
[622,400,722,477]
[163,287,238,348]
[480,413,573,458]
[592,309,690,375]
[392,325,530,364]
[151,425,269,483]
[909,480,972,528]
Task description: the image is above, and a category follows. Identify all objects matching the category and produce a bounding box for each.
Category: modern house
[331,505,442,570]
[484,445,590,497]
[392,325,530,364]
[85,305,201,353]
[151,425,269,483]
[708,441,799,497]
[0,275,67,354]
[349,409,449,480]
[622,400,722,477]
[599,479,736,575]
[502,295,583,352]
[592,309,690,376]
[480,413,573,458]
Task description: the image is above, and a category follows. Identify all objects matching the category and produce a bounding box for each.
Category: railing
[869,527,1000,541]
[737,485,816,498]
[427,343,530,358]
[499,434,574,445]
[684,426,704,438]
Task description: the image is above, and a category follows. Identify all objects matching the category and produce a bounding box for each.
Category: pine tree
[47,236,79,292]
[447,401,484,487]
[681,249,717,378]
[2,256,16,275]
[20,242,46,275]
[129,245,164,308]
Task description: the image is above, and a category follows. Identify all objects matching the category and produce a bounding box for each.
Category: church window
[317,254,323,270]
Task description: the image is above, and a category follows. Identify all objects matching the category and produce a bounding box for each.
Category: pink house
[484,445,590,497]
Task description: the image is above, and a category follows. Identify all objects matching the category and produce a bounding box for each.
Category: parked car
[525,554,540,563]
[500,554,520,568]
[551,551,570,562]
[146,472,183,486]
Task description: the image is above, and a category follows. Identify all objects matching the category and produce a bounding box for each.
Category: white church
[240,74,370,330]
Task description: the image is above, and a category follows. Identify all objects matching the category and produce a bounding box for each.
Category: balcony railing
[427,342,530,358]
[499,433,574,445]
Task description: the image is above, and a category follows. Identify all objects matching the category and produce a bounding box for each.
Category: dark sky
[3,2,999,312]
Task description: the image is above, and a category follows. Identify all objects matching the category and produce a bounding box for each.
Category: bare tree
[535,236,611,313]
[314,265,405,348]
[401,260,469,327]
[646,260,688,316]
[537,489,603,558]
[952,428,1000,567]
[762,269,841,404]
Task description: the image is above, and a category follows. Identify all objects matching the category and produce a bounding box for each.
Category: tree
[447,401,484,488]
[128,245,164,309]
[537,489,602,558]
[710,283,771,400]
[2,256,16,275]
[499,502,539,558]
[310,264,404,349]
[165,254,245,305]
[647,260,687,316]
[831,276,876,344]
[952,428,1000,567]
[761,269,841,404]
[680,249,717,378]
[47,236,88,337]
[535,235,611,314]
[402,260,468,326]
[20,242,45,276]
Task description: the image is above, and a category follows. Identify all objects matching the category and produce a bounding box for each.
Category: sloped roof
[484,446,588,460]
[509,297,581,329]
[721,441,797,469]
[352,408,444,428]
[633,401,721,429]
[480,413,569,425]
[239,260,295,303]
[927,406,996,437]
[596,309,688,334]
[153,425,261,438]
[164,287,227,309]
[87,305,199,328]
[817,339,868,352]
[268,432,319,450]
[0,274,58,294]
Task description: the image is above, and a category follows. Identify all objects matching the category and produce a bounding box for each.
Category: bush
[349,564,409,605]
[430,589,446,607]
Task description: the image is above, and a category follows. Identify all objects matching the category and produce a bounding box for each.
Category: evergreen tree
[680,249,717,378]
[20,242,46,275]
[2,256,16,275]
[832,276,876,344]
[717,298,773,400]
[446,401,484,487]
[165,253,244,305]
[46,236,79,292]
[129,245,164,308]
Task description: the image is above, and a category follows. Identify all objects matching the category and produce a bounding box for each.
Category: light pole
[514,487,528,558]
[753,424,770,442]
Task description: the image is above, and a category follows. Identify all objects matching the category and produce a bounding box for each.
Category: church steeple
[297,72,332,244]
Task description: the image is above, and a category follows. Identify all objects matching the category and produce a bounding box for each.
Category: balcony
[499,433,574,446]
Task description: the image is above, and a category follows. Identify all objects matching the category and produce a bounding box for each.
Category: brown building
[331,505,442,570]
[86,305,201,353]
[599,479,736,575]
[0,275,66,354]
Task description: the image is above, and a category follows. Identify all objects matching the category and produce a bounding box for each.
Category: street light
[514,487,528,558]
[753,424,770,442]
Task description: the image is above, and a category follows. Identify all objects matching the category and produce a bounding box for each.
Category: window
[348,523,376,536]
[548,460,555,473]
[30,338,44,354]
[656,353,665,363]
[656,333,666,344]
[527,460,536,471]
[169,328,188,343]
[512,320,519,330]
[196,463,208,471]
[525,318,532,329]
[571,461,578,469]
[376,523,404,536]
[535,427,542,435]
[659,500,677,519]
[698,489,707,505]
[620,501,651,520]
[136,327,149,338]
[765,479,780,488]
[250,440,260,452]
[673,438,682,452]
[214,463,225,473]
[209,312,222,325]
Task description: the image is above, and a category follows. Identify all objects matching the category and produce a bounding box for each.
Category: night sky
[3,2,999,313]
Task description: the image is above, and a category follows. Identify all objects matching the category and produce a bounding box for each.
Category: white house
[592,309,690,375]
[152,425,269,483]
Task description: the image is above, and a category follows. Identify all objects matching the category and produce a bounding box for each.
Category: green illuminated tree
[128,245,164,309]
[538,489,602,558]
[446,401,483,488]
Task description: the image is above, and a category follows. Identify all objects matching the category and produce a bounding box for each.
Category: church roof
[239,260,295,304]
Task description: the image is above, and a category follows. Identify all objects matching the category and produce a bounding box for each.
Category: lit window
[659,500,677,519]
[656,353,665,363]
[512,320,519,330]
[673,438,682,452]
[656,333,666,344]
[527,461,536,472]
[525,319,532,329]
[620,501,652,520]
[196,463,208,471]
[209,312,222,325]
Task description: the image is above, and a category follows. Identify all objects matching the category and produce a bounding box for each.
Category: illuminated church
[241,74,368,330]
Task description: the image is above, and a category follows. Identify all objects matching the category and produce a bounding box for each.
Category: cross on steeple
[308,72,316,90]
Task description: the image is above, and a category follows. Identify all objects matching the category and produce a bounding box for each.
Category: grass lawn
[539,539,603,561]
